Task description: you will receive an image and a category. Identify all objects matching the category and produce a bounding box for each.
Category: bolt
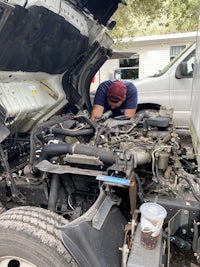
[182,229,187,234]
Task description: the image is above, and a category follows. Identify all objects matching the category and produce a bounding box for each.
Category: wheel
[0,206,78,267]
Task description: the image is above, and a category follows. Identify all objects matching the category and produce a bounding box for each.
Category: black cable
[135,172,144,203]
[181,175,200,202]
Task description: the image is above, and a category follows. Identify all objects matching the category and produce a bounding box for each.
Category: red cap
[107,81,127,103]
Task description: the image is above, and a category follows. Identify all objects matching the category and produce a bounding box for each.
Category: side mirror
[175,62,193,79]
[175,62,188,79]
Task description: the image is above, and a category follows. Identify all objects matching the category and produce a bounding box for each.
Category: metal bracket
[0,144,26,204]
[92,194,121,230]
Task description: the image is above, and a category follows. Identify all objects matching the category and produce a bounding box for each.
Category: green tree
[110,0,199,40]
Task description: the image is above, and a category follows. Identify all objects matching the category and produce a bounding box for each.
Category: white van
[135,43,196,128]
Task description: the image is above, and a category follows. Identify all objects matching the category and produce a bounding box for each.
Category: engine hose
[48,173,60,212]
[75,114,96,130]
[135,173,144,203]
[39,143,115,165]
[51,127,94,136]
[29,114,74,165]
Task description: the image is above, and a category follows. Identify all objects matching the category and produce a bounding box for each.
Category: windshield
[152,43,195,77]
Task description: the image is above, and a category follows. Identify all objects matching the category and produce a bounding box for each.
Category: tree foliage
[110,0,199,40]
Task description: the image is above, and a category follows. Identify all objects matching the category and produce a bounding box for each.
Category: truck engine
[0,105,199,266]
[0,1,199,266]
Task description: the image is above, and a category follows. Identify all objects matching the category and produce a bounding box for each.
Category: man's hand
[90,104,104,120]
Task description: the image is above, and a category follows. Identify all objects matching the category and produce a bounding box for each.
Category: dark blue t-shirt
[93,79,138,117]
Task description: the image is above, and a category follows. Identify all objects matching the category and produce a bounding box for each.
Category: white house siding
[90,32,196,91]
[136,44,170,78]
[133,41,195,79]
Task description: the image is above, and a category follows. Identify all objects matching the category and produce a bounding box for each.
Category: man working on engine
[90,79,138,120]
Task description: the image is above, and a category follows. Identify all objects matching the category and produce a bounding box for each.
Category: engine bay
[0,105,199,265]
[0,1,199,266]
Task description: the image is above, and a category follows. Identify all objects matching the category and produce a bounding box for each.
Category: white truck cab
[135,43,196,128]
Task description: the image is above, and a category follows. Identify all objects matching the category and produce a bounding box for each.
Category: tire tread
[0,206,77,266]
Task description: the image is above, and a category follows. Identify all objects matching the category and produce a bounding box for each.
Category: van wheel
[0,206,78,267]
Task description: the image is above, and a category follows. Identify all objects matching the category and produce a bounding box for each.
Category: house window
[170,45,186,60]
[114,54,139,80]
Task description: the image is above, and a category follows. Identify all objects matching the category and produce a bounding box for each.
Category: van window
[182,51,195,77]
[153,43,195,77]
[114,54,139,80]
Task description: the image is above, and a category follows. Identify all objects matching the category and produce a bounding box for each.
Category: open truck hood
[0,0,125,133]
[71,0,126,26]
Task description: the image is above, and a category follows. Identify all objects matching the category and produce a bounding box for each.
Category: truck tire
[0,206,78,267]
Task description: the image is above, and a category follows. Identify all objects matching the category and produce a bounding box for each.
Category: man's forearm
[124,109,136,118]
[90,104,104,120]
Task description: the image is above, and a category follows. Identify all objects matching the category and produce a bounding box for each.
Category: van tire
[0,206,78,267]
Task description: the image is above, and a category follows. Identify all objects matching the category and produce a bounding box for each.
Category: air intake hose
[39,143,115,165]
[51,127,94,136]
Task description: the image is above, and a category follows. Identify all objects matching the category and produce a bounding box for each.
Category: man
[90,79,138,120]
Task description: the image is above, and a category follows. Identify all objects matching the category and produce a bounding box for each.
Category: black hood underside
[76,0,126,26]
[0,0,126,74]
[0,4,88,74]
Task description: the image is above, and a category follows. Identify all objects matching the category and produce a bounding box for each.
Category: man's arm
[124,108,136,118]
[90,104,104,120]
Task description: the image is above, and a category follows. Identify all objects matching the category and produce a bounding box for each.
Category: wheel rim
[0,257,37,267]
